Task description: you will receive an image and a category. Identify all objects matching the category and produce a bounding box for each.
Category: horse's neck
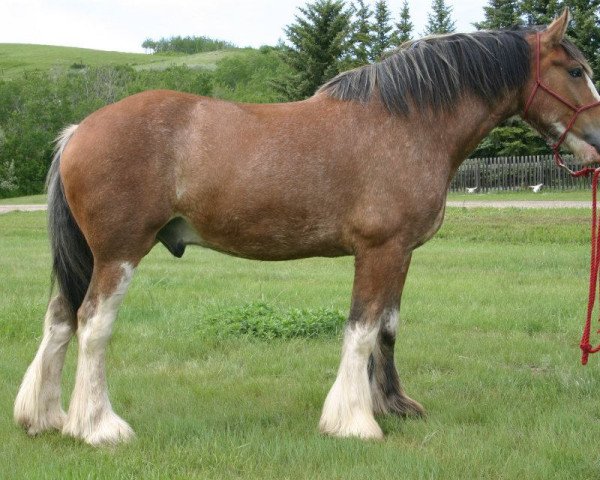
[435,94,521,169]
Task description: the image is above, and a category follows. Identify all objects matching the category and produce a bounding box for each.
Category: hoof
[15,408,67,436]
[319,412,384,440]
[14,386,67,436]
[63,411,134,446]
[387,394,426,418]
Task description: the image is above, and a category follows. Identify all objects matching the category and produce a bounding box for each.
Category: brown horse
[14,10,600,445]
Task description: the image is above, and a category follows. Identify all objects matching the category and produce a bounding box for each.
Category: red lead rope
[523,32,600,364]
[580,169,600,364]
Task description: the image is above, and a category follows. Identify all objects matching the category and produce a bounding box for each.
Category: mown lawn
[1,208,600,479]
[0,194,47,205]
[447,188,590,201]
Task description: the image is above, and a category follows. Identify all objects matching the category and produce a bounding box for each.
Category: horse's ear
[542,8,570,47]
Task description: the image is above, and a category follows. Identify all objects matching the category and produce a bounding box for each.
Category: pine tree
[395,0,414,45]
[424,0,457,35]
[276,0,353,100]
[371,0,395,61]
[520,0,561,26]
[474,0,523,30]
[350,0,374,66]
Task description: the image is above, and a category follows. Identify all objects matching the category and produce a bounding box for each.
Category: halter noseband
[523,32,600,177]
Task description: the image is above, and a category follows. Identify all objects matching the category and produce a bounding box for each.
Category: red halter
[523,32,600,178]
[523,32,600,365]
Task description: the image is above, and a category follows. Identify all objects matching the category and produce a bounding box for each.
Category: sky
[1,0,489,53]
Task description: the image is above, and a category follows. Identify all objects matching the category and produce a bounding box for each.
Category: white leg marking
[319,322,383,439]
[383,308,399,336]
[14,298,73,434]
[63,263,135,445]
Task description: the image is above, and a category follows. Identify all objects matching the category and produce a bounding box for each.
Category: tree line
[0,0,598,197]
[142,35,235,54]
[276,0,598,99]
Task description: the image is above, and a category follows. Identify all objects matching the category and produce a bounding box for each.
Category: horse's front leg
[368,253,424,418]
[319,243,418,439]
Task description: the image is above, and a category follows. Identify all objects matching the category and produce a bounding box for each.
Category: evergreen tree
[474,0,523,29]
[424,0,457,35]
[350,0,374,66]
[395,0,414,45]
[520,0,561,26]
[371,0,395,61]
[276,0,352,100]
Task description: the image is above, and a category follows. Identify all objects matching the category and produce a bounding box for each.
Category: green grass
[137,48,253,72]
[448,188,590,201]
[2,208,600,479]
[0,194,47,205]
[0,44,245,79]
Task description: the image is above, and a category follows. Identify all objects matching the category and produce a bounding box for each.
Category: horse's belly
[160,214,350,260]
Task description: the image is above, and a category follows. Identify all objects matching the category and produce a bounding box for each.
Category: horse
[13,10,600,445]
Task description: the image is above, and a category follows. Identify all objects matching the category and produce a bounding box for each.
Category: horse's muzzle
[584,132,600,156]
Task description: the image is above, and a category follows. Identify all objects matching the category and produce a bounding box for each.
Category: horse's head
[522,9,600,165]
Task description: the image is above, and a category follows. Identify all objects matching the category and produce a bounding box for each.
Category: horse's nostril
[583,134,600,154]
[589,141,600,155]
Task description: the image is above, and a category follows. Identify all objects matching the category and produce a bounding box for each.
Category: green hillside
[0,43,245,79]
[0,43,289,198]
[138,48,255,71]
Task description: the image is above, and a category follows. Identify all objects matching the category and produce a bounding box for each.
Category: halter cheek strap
[524,32,600,365]
[523,32,600,178]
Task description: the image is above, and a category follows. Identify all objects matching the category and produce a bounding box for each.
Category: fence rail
[451,154,591,192]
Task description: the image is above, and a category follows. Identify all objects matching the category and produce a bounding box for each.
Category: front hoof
[319,413,384,440]
[63,411,134,446]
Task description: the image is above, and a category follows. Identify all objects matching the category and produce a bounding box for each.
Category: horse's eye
[569,68,583,78]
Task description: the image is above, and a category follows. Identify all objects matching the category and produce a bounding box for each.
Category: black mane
[319,29,585,115]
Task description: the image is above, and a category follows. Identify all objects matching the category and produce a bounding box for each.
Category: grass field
[0,44,244,79]
[447,188,590,201]
[0,194,47,205]
[2,208,600,479]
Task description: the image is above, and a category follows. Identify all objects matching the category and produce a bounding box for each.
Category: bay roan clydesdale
[14,10,600,444]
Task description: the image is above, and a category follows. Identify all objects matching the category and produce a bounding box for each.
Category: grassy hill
[0,43,247,80]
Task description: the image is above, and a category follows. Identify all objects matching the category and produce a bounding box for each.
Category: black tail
[46,126,93,314]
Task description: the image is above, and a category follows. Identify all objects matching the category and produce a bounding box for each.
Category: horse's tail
[46,125,93,314]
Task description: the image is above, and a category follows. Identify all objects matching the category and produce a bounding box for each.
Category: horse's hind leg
[319,244,417,439]
[14,295,75,434]
[62,261,135,445]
